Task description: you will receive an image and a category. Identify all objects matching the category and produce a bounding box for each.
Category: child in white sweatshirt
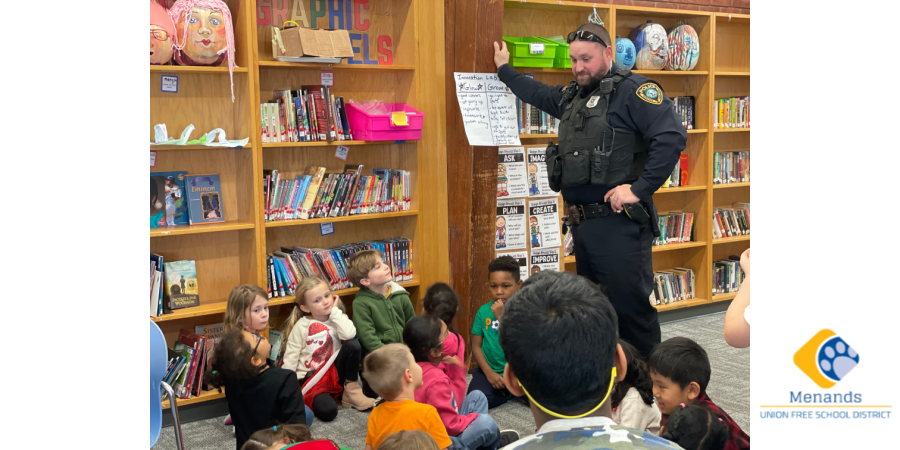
[611,340,662,435]
[281,276,375,421]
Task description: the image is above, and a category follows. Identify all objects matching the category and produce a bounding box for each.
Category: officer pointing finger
[493,22,687,357]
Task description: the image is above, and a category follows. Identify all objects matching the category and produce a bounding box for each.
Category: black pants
[466,367,508,409]
[301,338,363,421]
[571,210,661,358]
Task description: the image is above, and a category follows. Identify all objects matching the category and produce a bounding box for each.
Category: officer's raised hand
[493,41,510,69]
[604,184,639,212]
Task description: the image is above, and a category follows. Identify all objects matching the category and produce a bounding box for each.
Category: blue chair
[151,320,184,449]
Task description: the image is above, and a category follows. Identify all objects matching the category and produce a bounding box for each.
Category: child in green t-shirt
[467,256,523,409]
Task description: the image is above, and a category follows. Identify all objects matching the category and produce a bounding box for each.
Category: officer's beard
[576,70,606,94]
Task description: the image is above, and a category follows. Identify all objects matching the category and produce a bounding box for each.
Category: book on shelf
[185,174,224,225]
[650,267,695,306]
[712,203,750,239]
[150,252,166,317]
[714,96,750,129]
[151,171,189,226]
[713,258,745,295]
[654,212,694,246]
[264,165,410,223]
[267,238,413,295]
[672,96,695,130]
[661,153,690,188]
[261,86,353,143]
[713,151,750,184]
[165,329,213,400]
[163,260,200,309]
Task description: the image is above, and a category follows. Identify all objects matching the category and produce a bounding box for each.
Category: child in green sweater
[347,249,416,354]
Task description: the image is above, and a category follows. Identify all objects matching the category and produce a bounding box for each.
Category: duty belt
[575,203,613,220]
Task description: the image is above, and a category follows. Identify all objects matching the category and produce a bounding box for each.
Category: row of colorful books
[264,165,410,222]
[672,96,696,130]
[712,204,750,239]
[661,154,690,188]
[714,96,749,129]
[262,85,352,144]
[267,238,413,296]
[516,90,559,134]
[162,329,212,400]
[650,268,696,306]
[653,212,695,247]
[714,151,750,184]
[150,256,200,318]
[151,172,224,227]
[713,259,745,295]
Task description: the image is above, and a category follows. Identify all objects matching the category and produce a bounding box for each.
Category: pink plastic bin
[345,103,425,141]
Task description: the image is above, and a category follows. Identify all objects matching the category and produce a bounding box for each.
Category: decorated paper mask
[168,0,237,100]
[150,0,176,64]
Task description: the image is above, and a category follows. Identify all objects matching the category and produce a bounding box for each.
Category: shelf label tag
[335,145,349,160]
[320,222,335,236]
[529,42,545,55]
[150,151,158,167]
[161,75,179,93]
[321,71,334,86]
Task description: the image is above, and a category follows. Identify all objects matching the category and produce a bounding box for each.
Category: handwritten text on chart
[454,73,521,146]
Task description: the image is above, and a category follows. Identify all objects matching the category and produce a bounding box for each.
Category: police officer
[493,22,686,357]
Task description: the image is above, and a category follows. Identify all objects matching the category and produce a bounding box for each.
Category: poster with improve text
[527,146,554,198]
[498,147,528,199]
[528,198,562,249]
[454,72,521,146]
[530,247,561,275]
[496,250,529,281]
[496,199,527,251]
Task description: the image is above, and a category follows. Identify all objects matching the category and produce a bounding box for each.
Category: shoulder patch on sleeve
[636,83,663,105]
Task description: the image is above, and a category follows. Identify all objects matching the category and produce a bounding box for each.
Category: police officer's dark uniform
[497,35,686,357]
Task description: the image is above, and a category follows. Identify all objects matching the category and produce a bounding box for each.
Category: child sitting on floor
[649,337,750,450]
[208,331,309,450]
[403,315,518,450]
[281,276,375,421]
[611,339,662,435]
[240,423,350,450]
[362,343,453,450]
[347,249,415,354]
[422,282,467,406]
[468,256,523,409]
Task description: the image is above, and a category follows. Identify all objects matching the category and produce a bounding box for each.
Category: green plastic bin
[533,37,570,69]
[502,37,559,68]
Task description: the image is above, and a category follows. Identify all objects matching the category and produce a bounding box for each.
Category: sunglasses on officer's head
[567,30,608,47]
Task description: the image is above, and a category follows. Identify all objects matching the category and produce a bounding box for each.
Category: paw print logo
[794,329,860,389]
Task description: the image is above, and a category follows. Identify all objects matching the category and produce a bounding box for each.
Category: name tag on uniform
[587,95,600,108]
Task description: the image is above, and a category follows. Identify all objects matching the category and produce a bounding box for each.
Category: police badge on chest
[587,95,600,108]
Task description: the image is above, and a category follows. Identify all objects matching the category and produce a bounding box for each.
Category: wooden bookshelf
[151,0,449,408]
[500,4,749,313]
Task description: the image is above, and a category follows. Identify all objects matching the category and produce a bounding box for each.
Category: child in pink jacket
[403,316,516,450]
[423,282,467,406]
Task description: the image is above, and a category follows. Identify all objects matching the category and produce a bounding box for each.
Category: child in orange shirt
[362,343,453,450]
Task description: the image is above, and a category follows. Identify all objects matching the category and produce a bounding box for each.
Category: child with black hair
[649,337,749,450]
[403,315,517,450]
[208,331,309,450]
[660,404,728,450]
[612,339,662,435]
[467,256,523,409]
[423,282,467,406]
[496,270,682,449]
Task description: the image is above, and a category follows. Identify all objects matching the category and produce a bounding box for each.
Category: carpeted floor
[153,312,749,450]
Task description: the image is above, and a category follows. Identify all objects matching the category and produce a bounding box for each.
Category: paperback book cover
[150,176,169,228]
[185,174,225,224]
[164,260,200,309]
[151,171,189,225]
